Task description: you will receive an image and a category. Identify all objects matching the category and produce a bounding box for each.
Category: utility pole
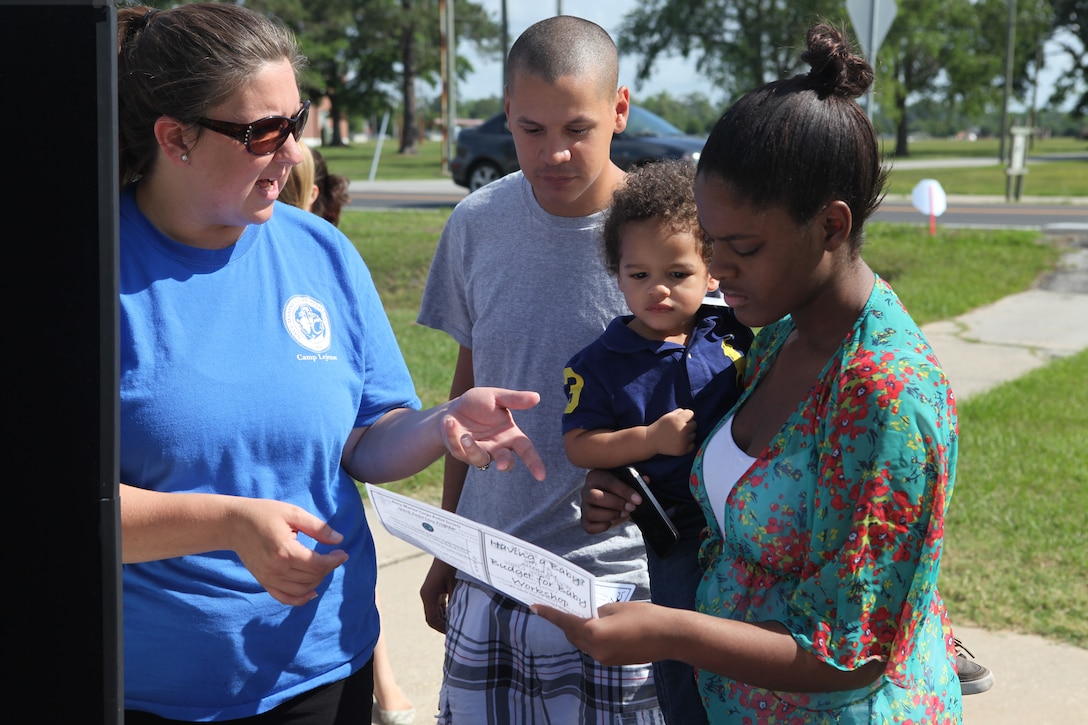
[446,0,456,153]
[999,0,1017,163]
[501,0,508,98]
[439,0,457,172]
[1029,32,1042,151]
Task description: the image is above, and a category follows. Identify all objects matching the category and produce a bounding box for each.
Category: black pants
[124,658,374,725]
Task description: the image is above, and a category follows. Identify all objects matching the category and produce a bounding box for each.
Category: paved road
[345,178,1086,227]
[884,152,1087,170]
[874,199,1087,229]
[345,169,1087,233]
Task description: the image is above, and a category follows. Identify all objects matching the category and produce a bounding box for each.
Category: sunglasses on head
[195,100,310,156]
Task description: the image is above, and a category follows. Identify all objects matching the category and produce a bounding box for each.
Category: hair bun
[800,23,873,98]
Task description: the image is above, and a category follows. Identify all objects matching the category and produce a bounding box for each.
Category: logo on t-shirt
[283,295,331,353]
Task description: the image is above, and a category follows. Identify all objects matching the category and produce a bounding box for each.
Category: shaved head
[506,16,618,100]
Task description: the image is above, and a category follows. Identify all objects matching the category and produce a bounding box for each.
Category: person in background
[534,22,966,722]
[562,158,752,724]
[367,591,416,725]
[278,139,417,722]
[310,146,351,227]
[280,143,416,725]
[416,15,664,724]
[279,137,319,210]
[117,4,543,723]
[280,142,351,228]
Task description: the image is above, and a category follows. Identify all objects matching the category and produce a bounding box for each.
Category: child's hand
[649,408,697,456]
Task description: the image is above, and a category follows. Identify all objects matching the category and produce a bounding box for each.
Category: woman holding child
[536,22,963,723]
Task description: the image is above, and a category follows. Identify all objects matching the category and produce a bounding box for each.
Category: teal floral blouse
[690,277,963,723]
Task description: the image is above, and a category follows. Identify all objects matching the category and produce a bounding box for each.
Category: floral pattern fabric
[691,277,963,723]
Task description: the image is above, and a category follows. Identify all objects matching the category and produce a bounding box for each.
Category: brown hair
[600,159,707,276]
[117,4,306,188]
[310,147,351,227]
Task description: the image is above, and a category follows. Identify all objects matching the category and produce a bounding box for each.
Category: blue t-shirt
[119,191,420,720]
[562,302,753,510]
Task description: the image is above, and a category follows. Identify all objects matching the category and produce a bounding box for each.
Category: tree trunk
[894,89,909,157]
[330,106,345,147]
[399,0,420,155]
[893,57,911,158]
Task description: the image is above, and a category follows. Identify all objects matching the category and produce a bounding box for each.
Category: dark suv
[450,105,707,192]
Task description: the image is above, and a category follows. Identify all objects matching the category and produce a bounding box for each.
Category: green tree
[904,97,976,138]
[1048,0,1087,116]
[613,0,1064,155]
[454,96,504,120]
[393,0,501,154]
[878,0,1055,156]
[614,0,844,105]
[876,0,963,155]
[946,0,1053,118]
[236,0,402,146]
[234,0,500,150]
[636,91,720,135]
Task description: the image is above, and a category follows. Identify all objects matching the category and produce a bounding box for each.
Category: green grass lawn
[343,207,1085,647]
[880,135,1086,159]
[945,349,1088,648]
[860,225,1063,322]
[320,141,450,182]
[883,159,1087,198]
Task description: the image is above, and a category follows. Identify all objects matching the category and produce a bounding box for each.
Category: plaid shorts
[437,580,664,725]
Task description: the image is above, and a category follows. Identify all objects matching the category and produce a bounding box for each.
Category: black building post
[4,1,122,722]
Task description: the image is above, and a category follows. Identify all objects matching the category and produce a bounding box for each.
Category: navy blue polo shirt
[562,303,754,509]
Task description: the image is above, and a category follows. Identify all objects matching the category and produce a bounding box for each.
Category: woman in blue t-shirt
[116,5,543,723]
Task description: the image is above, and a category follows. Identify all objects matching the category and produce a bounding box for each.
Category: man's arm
[439,345,476,511]
[421,344,475,632]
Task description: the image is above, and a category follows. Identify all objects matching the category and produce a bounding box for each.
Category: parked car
[450,105,707,192]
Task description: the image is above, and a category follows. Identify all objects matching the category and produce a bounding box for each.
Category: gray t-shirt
[418,172,650,598]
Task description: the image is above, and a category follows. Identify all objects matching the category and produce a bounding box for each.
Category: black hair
[697,23,887,249]
[506,15,618,99]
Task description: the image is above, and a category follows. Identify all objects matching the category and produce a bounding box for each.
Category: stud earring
[181,154,189,162]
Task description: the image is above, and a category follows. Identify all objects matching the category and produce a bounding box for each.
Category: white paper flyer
[364,483,635,618]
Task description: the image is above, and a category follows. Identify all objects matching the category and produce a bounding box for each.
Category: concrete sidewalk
[366,232,1088,724]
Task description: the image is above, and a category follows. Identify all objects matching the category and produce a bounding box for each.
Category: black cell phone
[611,466,680,558]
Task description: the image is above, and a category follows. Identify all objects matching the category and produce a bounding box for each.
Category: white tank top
[701,413,757,536]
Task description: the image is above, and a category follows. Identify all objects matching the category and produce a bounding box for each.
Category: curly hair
[600,159,707,276]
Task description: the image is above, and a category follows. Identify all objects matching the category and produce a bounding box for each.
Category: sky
[451,0,1079,114]
[454,0,716,103]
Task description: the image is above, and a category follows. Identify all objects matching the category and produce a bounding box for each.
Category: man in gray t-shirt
[416,15,663,725]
